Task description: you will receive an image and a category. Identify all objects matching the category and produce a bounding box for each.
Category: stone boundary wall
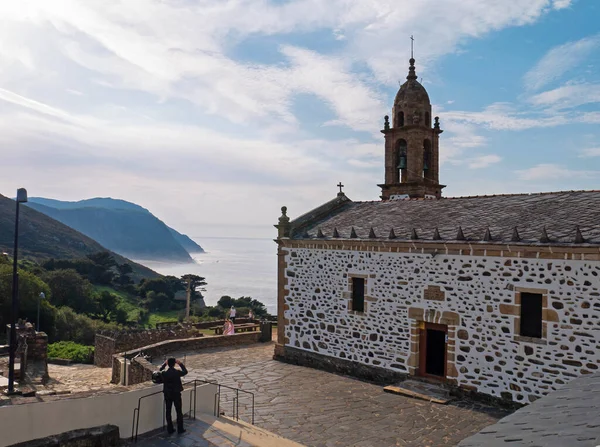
[94,335,117,367]
[8,424,120,447]
[112,332,262,385]
[275,345,406,384]
[154,318,255,330]
[94,326,200,367]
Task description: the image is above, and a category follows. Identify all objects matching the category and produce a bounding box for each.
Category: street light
[37,292,46,333]
[7,188,27,395]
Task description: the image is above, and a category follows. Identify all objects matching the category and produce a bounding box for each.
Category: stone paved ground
[45,363,115,394]
[152,341,512,447]
[137,419,255,447]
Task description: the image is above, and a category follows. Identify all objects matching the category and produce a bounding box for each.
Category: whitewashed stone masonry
[283,247,600,403]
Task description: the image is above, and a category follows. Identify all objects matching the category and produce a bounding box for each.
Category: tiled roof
[458,373,600,447]
[291,190,600,245]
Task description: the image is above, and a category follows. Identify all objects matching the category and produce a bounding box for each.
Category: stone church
[274,57,600,405]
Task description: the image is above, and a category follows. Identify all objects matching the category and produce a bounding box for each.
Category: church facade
[274,58,600,405]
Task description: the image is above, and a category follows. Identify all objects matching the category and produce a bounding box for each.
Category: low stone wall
[156,318,256,330]
[8,424,119,447]
[191,318,254,329]
[112,332,262,385]
[95,326,200,367]
[93,335,117,367]
[274,345,407,385]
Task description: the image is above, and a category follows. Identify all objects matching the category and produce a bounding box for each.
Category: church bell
[398,155,407,169]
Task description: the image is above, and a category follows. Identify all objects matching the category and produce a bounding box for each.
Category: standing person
[229,305,236,323]
[160,357,188,434]
[248,309,254,321]
[223,318,235,335]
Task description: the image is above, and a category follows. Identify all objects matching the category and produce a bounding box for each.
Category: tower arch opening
[396,139,408,183]
[423,139,432,180]
[397,111,405,127]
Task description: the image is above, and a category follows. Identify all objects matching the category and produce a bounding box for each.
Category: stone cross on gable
[337,182,344,194]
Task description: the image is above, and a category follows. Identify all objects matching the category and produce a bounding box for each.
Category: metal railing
[214,382,255,424]
[130,378,254,442]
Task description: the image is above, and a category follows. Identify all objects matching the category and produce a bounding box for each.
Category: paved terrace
[151,341,512,447]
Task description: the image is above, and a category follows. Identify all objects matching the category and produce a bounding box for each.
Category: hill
[0,194,159,282]
[27,197,204,262]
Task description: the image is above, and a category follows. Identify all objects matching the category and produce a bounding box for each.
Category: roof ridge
[348,189,600,204]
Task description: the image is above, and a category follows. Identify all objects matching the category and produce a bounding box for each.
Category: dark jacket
[160,363,188,398]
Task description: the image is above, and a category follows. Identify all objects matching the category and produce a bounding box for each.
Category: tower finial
[407,36,417,81]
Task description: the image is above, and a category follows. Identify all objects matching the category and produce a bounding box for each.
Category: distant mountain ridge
[27,197,204,263]
[0,194,159,282]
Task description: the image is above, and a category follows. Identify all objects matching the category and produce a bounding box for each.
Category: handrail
[130,378,255,442]
[131,388,164,441]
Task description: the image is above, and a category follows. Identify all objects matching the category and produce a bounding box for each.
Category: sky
[0,0,599,239]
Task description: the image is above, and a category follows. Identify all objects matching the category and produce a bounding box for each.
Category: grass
[48,341,94,364]
[147,310,181,328]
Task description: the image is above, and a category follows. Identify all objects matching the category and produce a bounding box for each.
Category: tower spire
[407,35,417,81]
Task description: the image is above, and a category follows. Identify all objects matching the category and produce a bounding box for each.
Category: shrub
[48,341,94,364]
[52,306,119,345]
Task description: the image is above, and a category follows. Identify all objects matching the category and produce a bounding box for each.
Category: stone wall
[112,332,262,385]
[94,326,200,367]
[6,323,48,361]
[93,335,117,367]
[279,245,600,404]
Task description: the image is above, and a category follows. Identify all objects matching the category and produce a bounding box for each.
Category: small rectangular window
[352,278,365,313]
[520,293,543,338]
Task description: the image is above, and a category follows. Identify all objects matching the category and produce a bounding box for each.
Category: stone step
[384,379,453,404]
[196,413,306,447]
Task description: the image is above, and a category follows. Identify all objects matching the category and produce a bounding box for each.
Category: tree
[207,306,224,318]
[42,269,97,315]
[0,264,51,331]
[86,251,117,285]
[145,291,171,312]
[113,306,129,325]
[95,290,119,322]
[139,277,179,299]
[180,274,207,299]
[115,263,134,287]
[217,296,234,309]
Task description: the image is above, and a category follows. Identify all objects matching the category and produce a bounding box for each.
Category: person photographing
[160,357,188,434]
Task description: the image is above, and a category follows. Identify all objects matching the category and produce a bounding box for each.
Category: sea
[134,237,278,314]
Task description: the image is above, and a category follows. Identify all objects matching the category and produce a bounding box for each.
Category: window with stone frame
[352,277,365,313]
[520,292,543,338]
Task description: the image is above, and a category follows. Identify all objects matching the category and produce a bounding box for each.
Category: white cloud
[580,147,600,158]
[0,0,584,235]
[467,154,502,169]
[442,102,568,131]
[552,0,574,10]
[528,83,600,109]
[515,163,598,181]
[523,33,600,91]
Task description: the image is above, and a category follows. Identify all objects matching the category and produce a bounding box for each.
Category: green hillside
[0,194,158,282]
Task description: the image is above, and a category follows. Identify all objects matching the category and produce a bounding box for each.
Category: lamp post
[8,188,27,395]
[37,292,46,333]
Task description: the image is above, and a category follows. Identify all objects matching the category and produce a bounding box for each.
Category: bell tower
[378,55,445,200]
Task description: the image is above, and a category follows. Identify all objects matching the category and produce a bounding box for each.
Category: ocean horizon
[134,236,278,314]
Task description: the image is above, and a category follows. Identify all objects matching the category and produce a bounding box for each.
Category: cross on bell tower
[378,40,446,200]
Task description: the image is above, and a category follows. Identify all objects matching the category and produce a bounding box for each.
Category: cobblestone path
[153,342,511,447]
[45,363,115,394]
